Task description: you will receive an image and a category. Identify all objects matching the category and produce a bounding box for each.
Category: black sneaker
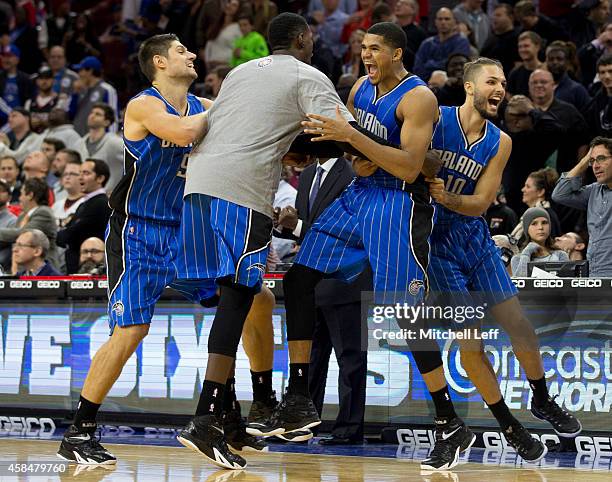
[247,392,278,428]
[223,409,268,453]
[420,417,476,471]
[274,429,313,442]
[177,415,247,470]
[246,390,320,437]
[57,424,116,465]
[531,396,582,437]
[503,423,547,462]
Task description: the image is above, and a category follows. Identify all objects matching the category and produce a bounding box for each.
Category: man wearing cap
[25,66,70,132]
[0,45,33,125]
[71,56,118,135]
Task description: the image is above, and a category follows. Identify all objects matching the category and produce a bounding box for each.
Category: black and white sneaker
[531,396,582,437]
[223,409,268,453]
[246,391,320,437]
[177,415,247,470]
[503,423,547,462]
[247,392,278,429]
[421,417,476,471]
[274,429,313,442]
[57,424,116,465]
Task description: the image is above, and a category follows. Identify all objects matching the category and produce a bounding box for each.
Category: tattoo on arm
[444,192,462,211]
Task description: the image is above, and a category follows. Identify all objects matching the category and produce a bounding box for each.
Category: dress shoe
[318,435,363,445]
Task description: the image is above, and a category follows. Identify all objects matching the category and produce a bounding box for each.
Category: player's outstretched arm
[124,95,208,147]
[428,132,512,216]
[302,86,438,183]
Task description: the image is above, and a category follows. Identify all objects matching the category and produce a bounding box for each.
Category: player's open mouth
[488,98,501,108]
[365,64,378,77]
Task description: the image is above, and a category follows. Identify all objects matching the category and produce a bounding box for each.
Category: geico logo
[98,280,108,289]
[9,280,32,288]
[533,279,564,288]
[37,280,60,289]
[264,280,276,289]
[0,416,56,431]
[396,429,435,446]
[576,436,612,454]
[70,280,94,289]
[571,279,602,288]
[511,279,525,288]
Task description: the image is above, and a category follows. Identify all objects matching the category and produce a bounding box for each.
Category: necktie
[309,166,324,213]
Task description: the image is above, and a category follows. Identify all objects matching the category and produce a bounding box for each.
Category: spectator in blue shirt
[0,45,33,125]
[314,0,350,61]
[413,8,471,82]
[546,42,592,111]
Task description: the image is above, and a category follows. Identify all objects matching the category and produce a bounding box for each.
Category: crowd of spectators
[0,0,609,277]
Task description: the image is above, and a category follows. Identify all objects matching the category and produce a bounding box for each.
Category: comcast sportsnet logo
[112,301,125,317]
[408,279,424,296]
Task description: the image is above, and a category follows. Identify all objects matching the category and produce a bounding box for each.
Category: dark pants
[308,303,367,440]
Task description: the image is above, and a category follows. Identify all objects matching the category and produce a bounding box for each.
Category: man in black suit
[57,158,111,274]
[276,156,371,444]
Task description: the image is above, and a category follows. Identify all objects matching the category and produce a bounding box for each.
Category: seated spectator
[22,151,55,206]
[24,66,69,133]
[0,156,21,211]
[72,57,119,135]
[75,103,123,192]
[433,53,469,107]
[552,136,612,277]
[453,0,490,51]
[0,109,41,165]
[554,232,587,261]
[507,31,544,98]
[481,4,520,76]
[252,0,279,37]
[52,158,84,226]
[39,108,82,150]
[77,237,106,275]
[512,167,562,240]
[57,159,111,274]
[48,45,79,98]
[231,13,269,67]
[340,0,375,45]
[51,149,81,201]
[578,22,612,87]
[342,29,366,77]
[41,138,65,191]
[584,53,612,138]
[514,0,568,43]
[203,0,241,71]
[0,178,59,271]
[413,8,470,82]
[428,70,448,89]
[546,42,592,111]
[566,0,609,49]
[313,0,350,65]
[11,229,61,276]
[486,188,519,236]
[0,180,16,228]
[0,45,34,126]
[510,207,569,276]
[201,66,232,101]
[394,0,427,71]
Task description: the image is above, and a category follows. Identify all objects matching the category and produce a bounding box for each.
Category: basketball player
[173,13,406,470]
[250,22,480,472]
[57,34,275,466]
[426,57,581,463]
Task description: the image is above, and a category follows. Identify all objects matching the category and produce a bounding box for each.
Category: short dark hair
[138,33,180,82]
[367,22,407,52]
[268,13,308,51]
[463,57,503,83]
[42,137,65,152]
[0,155,18,169]
[495,3,514,17]
[23,178,49,206]
[91,102,115,124]
[59,148,82,165]
[237,12,254,24]
[590,136,612,153]
[84,158,110,187]
[518,30,542,47]
[597,52,612,70]
[515,0,536,17]
[212,65,232,81]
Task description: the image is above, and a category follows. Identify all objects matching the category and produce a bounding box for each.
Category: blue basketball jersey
[109,87,204,224]
[353,74,427,189]
[430,106,501,224]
